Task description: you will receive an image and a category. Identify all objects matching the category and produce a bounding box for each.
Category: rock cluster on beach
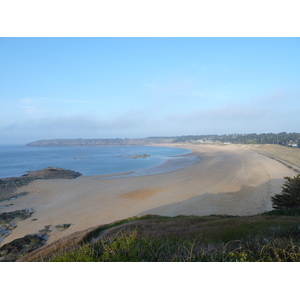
[0,177,33,202]
[0,209,34,240]
[0,215,73,261]
[0,209,34,224]
[0,209,42,262]
[55,223,71,230]
[0,167,80,261]
[0,234,47,262]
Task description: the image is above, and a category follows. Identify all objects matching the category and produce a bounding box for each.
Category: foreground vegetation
[17,210,297,262]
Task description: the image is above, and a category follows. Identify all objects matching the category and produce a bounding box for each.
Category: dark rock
[0,210,34,237]
[0,177,33,202]
[55,224,71,230]
[0,209,34,224]
[0,167,81,202]
[0,234,46,262]
[39,225,52,235]
[7,224,17,230]
[26,167,82,180]
[0,226,11,237]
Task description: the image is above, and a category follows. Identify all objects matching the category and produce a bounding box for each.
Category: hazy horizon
[1,37,300,144]
[2,131,300,147]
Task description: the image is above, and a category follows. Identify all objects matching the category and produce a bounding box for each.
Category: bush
[272,174,300,209]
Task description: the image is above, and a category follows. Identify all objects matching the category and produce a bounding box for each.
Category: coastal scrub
[23,212,300,262]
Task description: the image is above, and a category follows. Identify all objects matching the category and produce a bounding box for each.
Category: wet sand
[0,143,297,246]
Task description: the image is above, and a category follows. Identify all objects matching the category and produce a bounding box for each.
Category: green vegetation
[42,211,300,262]
[26,133,300,147]
[173,132,300,146]
[272,174,300,209]
[246,144,300,170]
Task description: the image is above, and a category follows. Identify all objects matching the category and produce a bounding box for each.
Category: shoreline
[0,144,191,179]
[106,153,200,178]
[0,143,298,248]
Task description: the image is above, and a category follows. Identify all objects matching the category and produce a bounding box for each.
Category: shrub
[272,174,300,209]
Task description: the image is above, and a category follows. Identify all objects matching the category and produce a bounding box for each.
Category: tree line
[173,132,300,147]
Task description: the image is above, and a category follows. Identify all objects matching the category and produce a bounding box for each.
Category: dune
[0,143,298,247]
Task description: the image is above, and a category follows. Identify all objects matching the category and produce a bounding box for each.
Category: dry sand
[0,143,298,246]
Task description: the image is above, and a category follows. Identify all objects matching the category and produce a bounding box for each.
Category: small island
[125,154,151,158]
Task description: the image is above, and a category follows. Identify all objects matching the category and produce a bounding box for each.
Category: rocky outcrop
[0,167,81,202]
[0,177,33,202]
[0,234,47,262]
[55,224,71,230]
[0,209,34,239]
[0,209,34,224]
[0,222,73,261]
[23,167,82,180]
[38,225,52,235]
[0,167,80,262]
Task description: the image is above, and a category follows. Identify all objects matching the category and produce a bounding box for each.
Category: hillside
[8,210,300,262]
[25,137,175,147]
[25,132,300,148]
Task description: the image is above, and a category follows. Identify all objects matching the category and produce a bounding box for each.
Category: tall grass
[50,212,300,262]
[51,231,300,262]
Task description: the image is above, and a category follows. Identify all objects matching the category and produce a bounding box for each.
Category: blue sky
[1,37,300,144]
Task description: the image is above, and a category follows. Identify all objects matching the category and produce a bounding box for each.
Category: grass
[246,144,300,171]
[41,210,300,262]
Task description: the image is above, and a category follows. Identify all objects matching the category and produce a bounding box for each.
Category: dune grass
[47,211,300,262]
[246,144,300,170]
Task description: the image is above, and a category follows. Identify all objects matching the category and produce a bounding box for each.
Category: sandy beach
[0,143,298,247]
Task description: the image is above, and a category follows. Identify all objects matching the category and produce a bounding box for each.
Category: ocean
[0,145,200,179]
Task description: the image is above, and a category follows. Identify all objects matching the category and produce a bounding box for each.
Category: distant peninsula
[25,138,175,147]
[25,132,300,147]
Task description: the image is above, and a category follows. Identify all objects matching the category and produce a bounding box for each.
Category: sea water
[0,145,199,179]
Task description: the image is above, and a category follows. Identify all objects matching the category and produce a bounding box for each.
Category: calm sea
[0,145,199,179]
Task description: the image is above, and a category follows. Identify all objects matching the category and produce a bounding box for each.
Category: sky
[1,37,300,144]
